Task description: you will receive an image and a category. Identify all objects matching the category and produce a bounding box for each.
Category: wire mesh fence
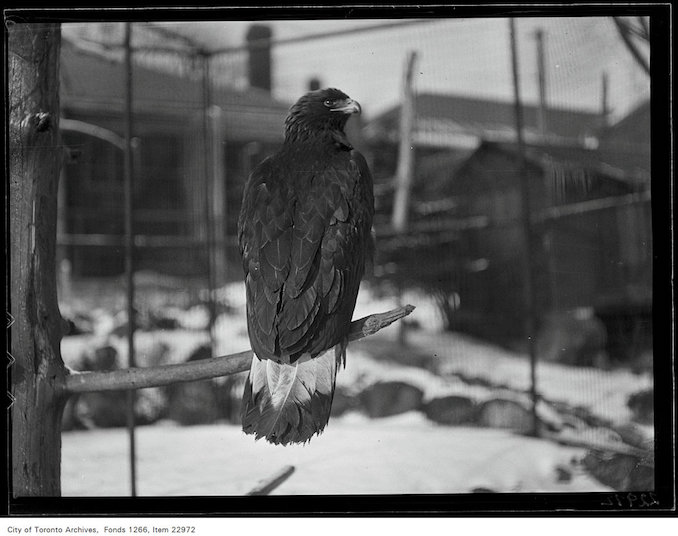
[55,15,654,496]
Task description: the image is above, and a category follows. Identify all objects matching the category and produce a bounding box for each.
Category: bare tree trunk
[8,21,66,497]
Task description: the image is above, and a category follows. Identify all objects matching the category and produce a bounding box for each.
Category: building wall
[439,146,650,347]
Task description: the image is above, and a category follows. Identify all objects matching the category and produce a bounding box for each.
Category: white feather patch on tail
[266,360,301,410]
[241,349,341,445]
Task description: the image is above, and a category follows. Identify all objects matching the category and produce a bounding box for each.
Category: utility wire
[70,19,440,57]
[210,19,440,55]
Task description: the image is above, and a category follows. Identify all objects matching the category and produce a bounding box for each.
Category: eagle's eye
[323,99,336,108]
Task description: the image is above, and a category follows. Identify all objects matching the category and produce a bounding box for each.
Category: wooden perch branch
[64,304,415,395]
[65,348,253,395]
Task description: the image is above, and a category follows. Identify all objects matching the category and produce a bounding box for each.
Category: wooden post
[534,29,548,140]
[509,18,540,438]
[210,105,227,289]
[534,27,557,311]
[8,21,67,497]
[391,51,417,345]
[600,71,610,128]
[123,22,138,498]
[200,51,218,352]
[392,50,418,235]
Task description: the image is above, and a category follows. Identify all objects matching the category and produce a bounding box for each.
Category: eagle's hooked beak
[331,98,361,114]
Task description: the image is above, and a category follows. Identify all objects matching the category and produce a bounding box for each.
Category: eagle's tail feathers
[335,337,348,369]
[241,350,339,445]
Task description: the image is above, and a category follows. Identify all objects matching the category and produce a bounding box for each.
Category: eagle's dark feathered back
[237,88,374,445]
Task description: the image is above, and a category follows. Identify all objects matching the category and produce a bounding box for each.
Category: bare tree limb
[65,348,253,395]
[541,431,650,459]
[637,16,650,42]
[613,17,650,77]
[64,305,416,395]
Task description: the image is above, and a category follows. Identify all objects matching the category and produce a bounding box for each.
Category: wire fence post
[533,27,559,312]
[200,51,218,353]
[210,105,227,290]
[123,21,138,496]
[509,18,540,438]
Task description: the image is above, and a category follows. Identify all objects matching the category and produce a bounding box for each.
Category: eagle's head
[284,88,361,142]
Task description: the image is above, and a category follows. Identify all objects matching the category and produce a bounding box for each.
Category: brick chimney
[246,24,272,92]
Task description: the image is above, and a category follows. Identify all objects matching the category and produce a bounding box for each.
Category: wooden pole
[201,51,218,352]
[600,71,610,128]
[509,18,540,438]
[8,21,66,497]
[210,105,227,289]
[534,29,548,140]
[123,22,138,498]
[534,27,557,310]
[391,51,417,345]
[392,50,418,235]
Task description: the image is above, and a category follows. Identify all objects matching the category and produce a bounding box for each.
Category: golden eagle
[238,88,374,445]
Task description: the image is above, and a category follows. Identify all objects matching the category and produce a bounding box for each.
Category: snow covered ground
[405,329,653,425]
[58,280,652,496]
[61,412,608,496]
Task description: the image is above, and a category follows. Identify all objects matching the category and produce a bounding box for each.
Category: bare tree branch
[64,305,416,395]
[637,16,650,42]
[613,17,650,77]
